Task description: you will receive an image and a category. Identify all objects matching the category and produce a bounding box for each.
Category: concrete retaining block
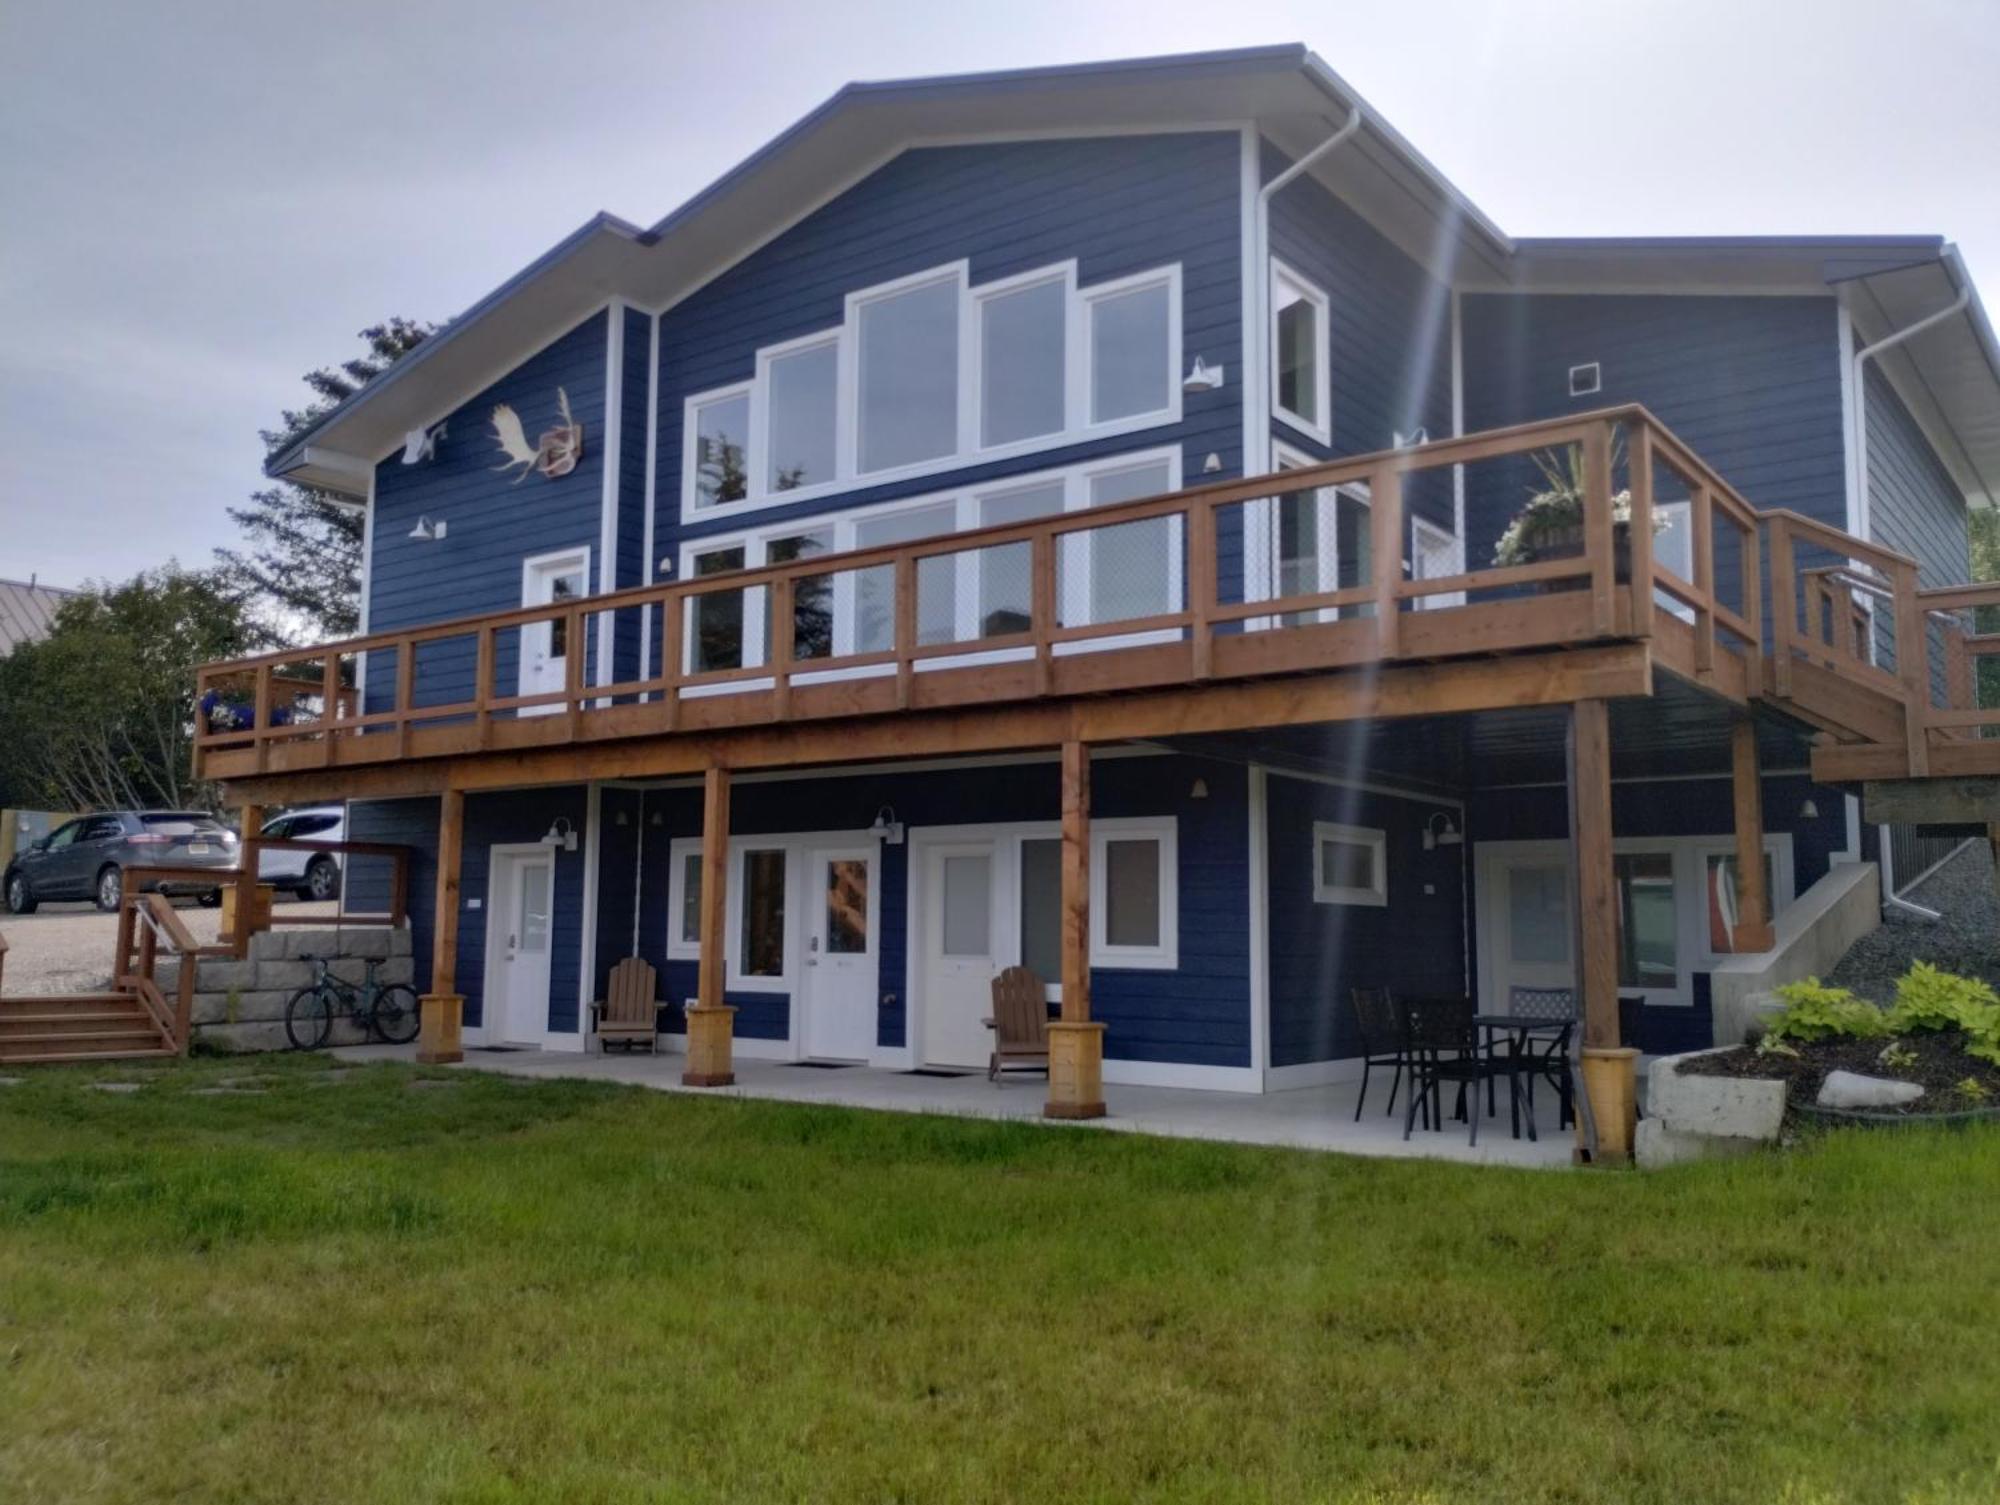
[1647,1048,1788,1142]
[1635,1117,1768,1169]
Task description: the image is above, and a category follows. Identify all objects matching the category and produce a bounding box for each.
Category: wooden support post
[1730,720,1776,953]
[226,802,265,953]
[1046,739,1105,1120]
[1581,423,1616,637]
[1189,501,1216,681]
[1568,699,1636,1161]
[418,787,465,1065]
[1767,516,1796,699]
[684,764,736,1087]
[1690,484,1716,675]
[1369,466,1404,659]
[1624,423,1654,638]
[1894,561,1931,776]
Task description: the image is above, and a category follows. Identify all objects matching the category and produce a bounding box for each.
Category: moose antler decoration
[490,387,585,482]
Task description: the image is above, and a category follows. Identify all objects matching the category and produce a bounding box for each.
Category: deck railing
[189,404,1994,782]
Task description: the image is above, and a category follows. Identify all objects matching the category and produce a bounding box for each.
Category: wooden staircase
[0,914,186,1067]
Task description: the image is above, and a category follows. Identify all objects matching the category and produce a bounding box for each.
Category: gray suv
[4,811,240,913]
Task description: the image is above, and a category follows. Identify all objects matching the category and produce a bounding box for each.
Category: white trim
[1090,819,1179,970]
[1263,1055,1368,1091]
[574,783,601,1038]
[680,257,1182,524]
[1238,125,1264,488]
[1311,821,1388,907]
[356,467,377,704]
[1566,361,1602,398]
[1100,1058,1261,1093]
[1449,287,1465,549]
[630,789,647,957]
[596,300,625,696]
[1836,292,1862,537]
[639,311,661,696]
[1247,764,1270,1081]
[1269,257,1331,443]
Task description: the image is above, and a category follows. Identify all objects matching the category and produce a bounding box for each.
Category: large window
[1083,459,1178,626]
[1018,836,1062,982]
[682,259,1181,519]
[1615,851,1678,989]
[739,848,787,978]
[1271,261,1330,440]
[689,544,747,672]
[1313,822,1387,906]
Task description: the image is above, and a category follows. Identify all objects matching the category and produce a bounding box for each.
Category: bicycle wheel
[285,986,334,1051]
[371,984,422,1045]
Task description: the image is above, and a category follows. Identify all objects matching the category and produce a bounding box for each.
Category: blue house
[209,45,2000,1141]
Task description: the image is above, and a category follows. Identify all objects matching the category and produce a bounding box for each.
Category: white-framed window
[1092,821,1178,968]
[1410,516,1464,610]
[738,845,789,981]
[1313,821,1387,906]
[681,259,1182,521]
[678,445,1182,676]
[1272,260,1331,442]
[1257,441,1372,624]
[666,838,704,959]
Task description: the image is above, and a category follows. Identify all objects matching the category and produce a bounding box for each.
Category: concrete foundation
[158,927,414,1051]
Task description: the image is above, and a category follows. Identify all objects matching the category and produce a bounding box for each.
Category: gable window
[689,388,750,510]
[856,271,961,473]
[763,339,838,492]
[1087,273,1174,424]
[1314,822,1387,906]
[978,272,1069,447]
[1272,262,1331,441]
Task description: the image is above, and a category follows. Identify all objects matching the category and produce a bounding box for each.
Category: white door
[803,846,877,1061]
[1481,852,1574,1012]
[520,550,589,716]
[919,842,999,1070]
[489,849,554,1043]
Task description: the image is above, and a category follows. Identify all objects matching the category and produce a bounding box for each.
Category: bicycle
[284,953,423,1050]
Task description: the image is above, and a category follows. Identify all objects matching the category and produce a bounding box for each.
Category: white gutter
[1247,106,1363,474]
[1852,254,1971,541]
[1879,834,1944,923]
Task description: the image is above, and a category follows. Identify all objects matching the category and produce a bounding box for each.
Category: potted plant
[1492,436,1667,581]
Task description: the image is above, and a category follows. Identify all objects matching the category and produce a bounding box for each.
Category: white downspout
[1852,255,1970,919]
[1249,106,1363,470]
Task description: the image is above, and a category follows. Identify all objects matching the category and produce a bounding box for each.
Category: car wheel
[95,866,124,913]
[4,871,34,915]
[304,856,341,903]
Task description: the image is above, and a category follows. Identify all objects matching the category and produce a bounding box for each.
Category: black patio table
[1473,1013,1574,1133]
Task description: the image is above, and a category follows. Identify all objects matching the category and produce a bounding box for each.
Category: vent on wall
[1568,362,1602,398]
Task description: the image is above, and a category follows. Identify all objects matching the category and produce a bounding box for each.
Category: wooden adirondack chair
[591,958,661,1053]
[983,965,1050,1083]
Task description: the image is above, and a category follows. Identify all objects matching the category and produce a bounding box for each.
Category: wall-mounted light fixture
[540,817,579,852]
[408,515,448,542]
[1394,427,1430,449]
[1422,811,1463,851]
[1182,357,1226,393]
[867,805,905,845]
[657,557,675,578]
[1800,798,1820,820]
[1189,777,1209,800]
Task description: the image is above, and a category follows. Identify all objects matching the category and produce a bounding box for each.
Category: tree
[215,319,433,641]
[0,566,256,812]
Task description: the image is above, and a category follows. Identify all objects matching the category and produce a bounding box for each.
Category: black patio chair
[1349,987,1411,1122]
[1507,986,1577,1129]
[1402,997,1532,1147]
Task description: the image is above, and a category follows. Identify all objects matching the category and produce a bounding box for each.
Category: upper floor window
[682,258,1182,521]
[1272,261,1330,442]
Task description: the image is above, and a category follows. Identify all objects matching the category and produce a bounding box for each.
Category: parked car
[257,806,345,901]
[3,811,239,913]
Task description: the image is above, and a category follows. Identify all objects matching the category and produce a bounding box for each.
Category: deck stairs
[0,920,185,1067]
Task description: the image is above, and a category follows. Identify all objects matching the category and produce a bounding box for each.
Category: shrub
[1886,962,2000,1036]
[1765,978,1892,1044]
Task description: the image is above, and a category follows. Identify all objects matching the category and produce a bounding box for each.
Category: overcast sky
[2,0,1996,591]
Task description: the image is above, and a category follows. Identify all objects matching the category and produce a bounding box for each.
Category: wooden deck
[192,405,2000,802]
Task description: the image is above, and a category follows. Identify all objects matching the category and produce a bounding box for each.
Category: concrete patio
[337,1043,1584,1168]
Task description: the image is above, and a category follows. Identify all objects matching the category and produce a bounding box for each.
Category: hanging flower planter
[1492,434,1666,589]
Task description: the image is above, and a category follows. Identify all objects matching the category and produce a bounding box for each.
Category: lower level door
[1481,852,1574,1011]
[802,846,877,1060]
[919,842,999,1070]
[491,848,554,1043]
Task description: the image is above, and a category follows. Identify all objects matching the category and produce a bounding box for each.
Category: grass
[3,1056,1999,1504]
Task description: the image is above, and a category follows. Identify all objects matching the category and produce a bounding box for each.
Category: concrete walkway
[337,1043,1581,1168]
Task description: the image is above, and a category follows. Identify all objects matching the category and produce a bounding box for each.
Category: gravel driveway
[0,899,336,995]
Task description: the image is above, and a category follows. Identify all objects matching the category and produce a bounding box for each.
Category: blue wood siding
[367,310,610,713]
[652,132,1244,559]
[1865,362,1970,697]
[1265,775,1468,1068]
[1469,772,1851,1054]
[1261,139,1455,539]
[592,786,643,1002]
[612,307,653,689]
[620,754,1251,1067]
[344,786,588,1034]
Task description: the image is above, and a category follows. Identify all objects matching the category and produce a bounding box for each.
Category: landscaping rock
[1650,1049,1787,1141]
[1816,1071,1925,1110]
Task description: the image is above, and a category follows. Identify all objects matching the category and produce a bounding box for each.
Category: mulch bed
[1682,1032,2000,1117]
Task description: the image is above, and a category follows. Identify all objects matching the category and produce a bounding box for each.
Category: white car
[257,806,345,901]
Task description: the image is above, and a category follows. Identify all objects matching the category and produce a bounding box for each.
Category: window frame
[1271,259,1332,444]
[1087,818,1179,970]
[680,258,1182,523]
[666,837,705,960]
[1312,821,1388,907]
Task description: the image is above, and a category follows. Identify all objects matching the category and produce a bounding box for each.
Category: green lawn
[3,1056,1999,1504]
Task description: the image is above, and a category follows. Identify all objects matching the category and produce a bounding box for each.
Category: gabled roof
[267,43,2000,511]
[0,576,76,655]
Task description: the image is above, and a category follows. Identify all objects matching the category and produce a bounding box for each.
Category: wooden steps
[0,990,175,1065]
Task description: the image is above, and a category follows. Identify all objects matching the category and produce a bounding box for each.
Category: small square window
[1568,362,1602,398]
[1313,822,1387,906]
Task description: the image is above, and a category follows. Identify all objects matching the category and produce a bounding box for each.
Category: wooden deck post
[1729,720,1777,953]
[1568,699,1636,1160]
[222,802,266,952]
[418,787,465,1064]
[1046,739,1106,1120]
[684,763,736,1087]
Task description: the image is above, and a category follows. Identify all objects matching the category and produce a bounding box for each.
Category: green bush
[1766,978,1892,1044]
[1886,961,2000,1035]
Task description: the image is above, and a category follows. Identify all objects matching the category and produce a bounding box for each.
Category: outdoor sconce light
[1189,778,1209,800]
[657,556,675,578]
[867,805,905,845]
[1800,798,1820,820]
[540,817,579,852]
[408,515,448,542]
[1422,811,1463,851]
[1182,356,1225,393]
[400,420,447,465]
